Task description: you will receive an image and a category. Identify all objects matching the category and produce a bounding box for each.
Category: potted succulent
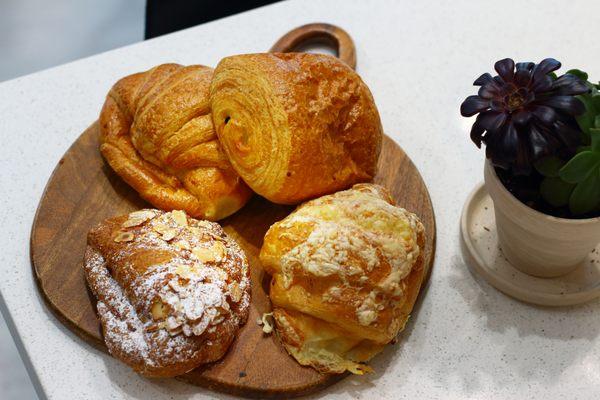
[461,58,600,278]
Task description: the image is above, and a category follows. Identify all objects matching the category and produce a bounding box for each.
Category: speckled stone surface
[0,0,599,399]
[0,314,37,399]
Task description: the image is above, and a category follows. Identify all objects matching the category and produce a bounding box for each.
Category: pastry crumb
[258,312,274,334]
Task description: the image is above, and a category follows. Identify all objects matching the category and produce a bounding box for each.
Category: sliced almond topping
[121,217,147,228]
[185,305,204,322]
[151,299,169,321]
[166,316,182,331]
[153,224,178,241]
[195,220,213,229]
[152,223,168,234]
[182,325,192,337]
[228,282,242,303]
[173,240,191,251]
[130,209,157,219]
[168,325,183,337]
[212,241,227,261]
[192,323,205,336]
[189,227,210,242]
[192,246,216,263]
[122,210,156,228]
[220,301,231,312]
[170,210,188,226]
[175,265,192,280]
[189,227,205,237]
[161,228,178,241]
[113,231,134,243]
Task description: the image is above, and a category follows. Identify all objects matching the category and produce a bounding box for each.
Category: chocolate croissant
[210,53,383,205]
[259,184,425,374]
[99,64,252,221]
[83,209,250,377]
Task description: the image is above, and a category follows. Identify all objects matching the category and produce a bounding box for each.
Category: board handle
[270,23,356,70]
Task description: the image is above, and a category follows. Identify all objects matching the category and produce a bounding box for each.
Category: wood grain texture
[30,122,435,398]
[270,23,357,70]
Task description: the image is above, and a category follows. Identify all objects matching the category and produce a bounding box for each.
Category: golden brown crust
[83,209,250,377]
[259,184,425,374]
[99,64,253,221]
[210,53,383,204]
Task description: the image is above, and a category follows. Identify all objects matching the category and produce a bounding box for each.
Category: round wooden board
[30,121,436,398]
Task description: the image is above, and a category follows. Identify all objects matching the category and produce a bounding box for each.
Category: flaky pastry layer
[99,64,252,221]
[210,53,383,204]
[260,184,426,374]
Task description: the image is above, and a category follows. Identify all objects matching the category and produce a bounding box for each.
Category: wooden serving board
[30,122,435,398]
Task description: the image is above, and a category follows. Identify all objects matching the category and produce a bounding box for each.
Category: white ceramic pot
[484,161,600,278]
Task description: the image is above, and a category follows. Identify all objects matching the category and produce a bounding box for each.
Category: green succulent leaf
[567,69,589,81]
[592,98,600,115]
[592,128,600,153]
[534,156,565,177]
[559,151,600,183]
[569,169,600,215]
[576,94,598,136]
[540,177,575,207]
[575,80,600,137]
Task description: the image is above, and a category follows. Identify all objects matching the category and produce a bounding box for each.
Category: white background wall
[0,1,145,398]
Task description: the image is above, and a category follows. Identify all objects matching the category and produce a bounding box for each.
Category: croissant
[99,63,252,221]
[83,209,250,377]
[210,53,383,205]
[259,184,425,374]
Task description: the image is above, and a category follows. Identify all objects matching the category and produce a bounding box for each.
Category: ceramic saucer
[460,183,600,306]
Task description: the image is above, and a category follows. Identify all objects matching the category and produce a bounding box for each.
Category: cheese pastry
[259,184,425,374]
[99,64,252,221]
[210,53,383,205]
[83,209,250,377]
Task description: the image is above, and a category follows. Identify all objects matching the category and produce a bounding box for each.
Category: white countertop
[1,0,599,399]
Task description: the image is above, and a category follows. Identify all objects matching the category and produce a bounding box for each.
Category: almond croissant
[83,209,250,377]
[99,64,252,221]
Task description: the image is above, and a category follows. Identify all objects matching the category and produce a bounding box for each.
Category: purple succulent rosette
[461,58,589,174]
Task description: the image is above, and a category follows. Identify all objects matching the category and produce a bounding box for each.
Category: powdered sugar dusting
[83,209,250,376]
[84,249,152,366]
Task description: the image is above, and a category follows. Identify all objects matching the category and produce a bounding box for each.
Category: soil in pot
[494,166,600,220]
